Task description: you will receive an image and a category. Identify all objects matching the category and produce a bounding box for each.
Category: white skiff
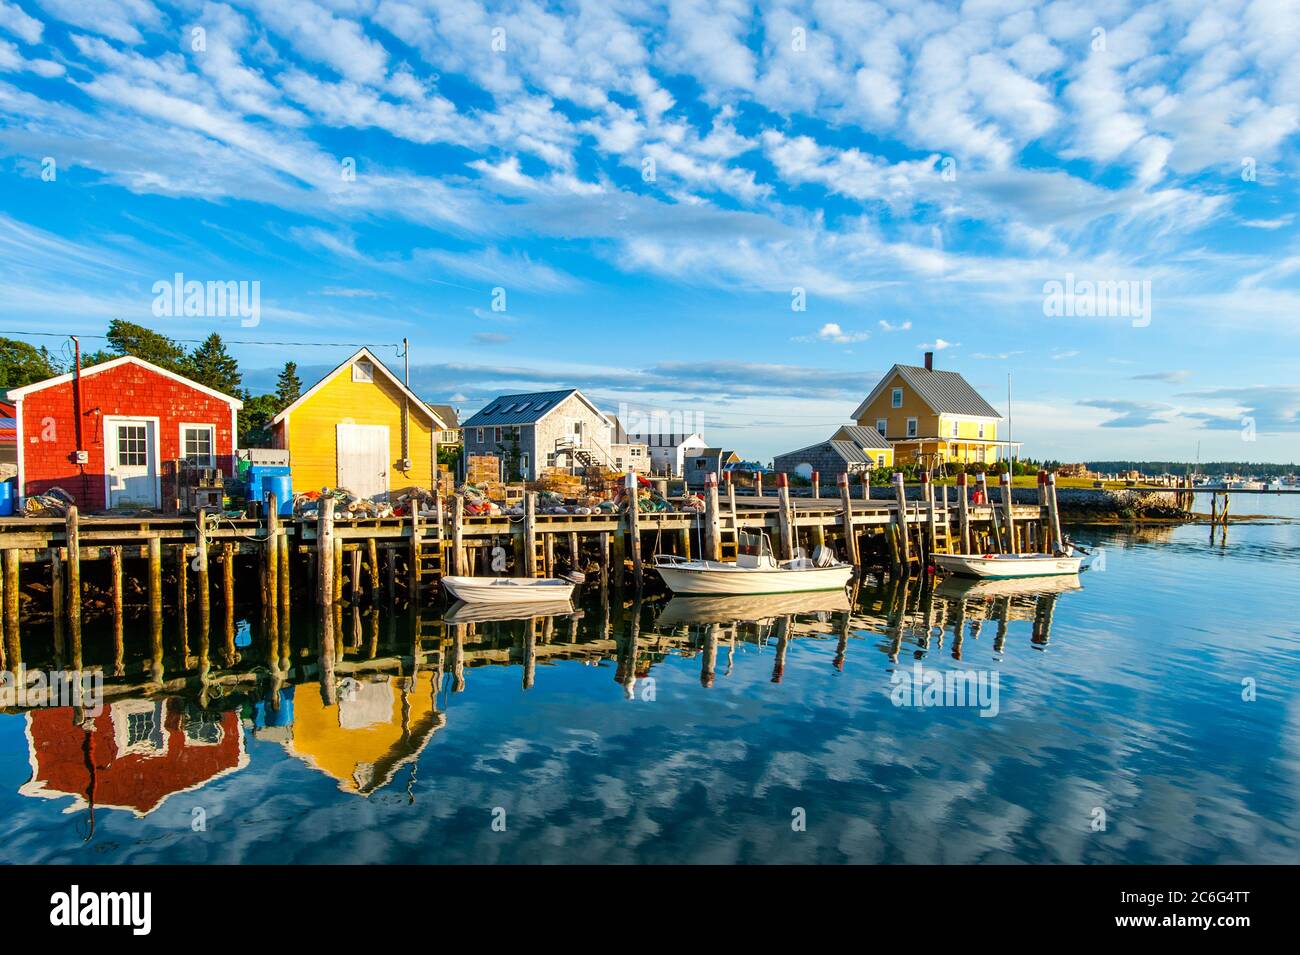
[441,575,575,605]
[653,552,853,596]
[933,553,1083,579]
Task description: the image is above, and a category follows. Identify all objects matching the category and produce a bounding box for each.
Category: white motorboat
[933,552,1083,579]
[653,534,853,596]
[440,575,575,605]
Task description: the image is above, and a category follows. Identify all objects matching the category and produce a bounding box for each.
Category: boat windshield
[737,531,774,560]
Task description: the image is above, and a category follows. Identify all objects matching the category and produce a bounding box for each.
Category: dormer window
[891,387,903,408]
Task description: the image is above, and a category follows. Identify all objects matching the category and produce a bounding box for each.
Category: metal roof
[462,389,589,427]
[894,365,1002,417]
[852,364,1001,420]
[833,424,893,450]
[828,440,872,463]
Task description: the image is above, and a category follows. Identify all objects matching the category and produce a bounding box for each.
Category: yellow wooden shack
[272,348,446,499]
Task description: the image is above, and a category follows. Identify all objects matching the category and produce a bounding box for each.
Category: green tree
[274,361,302,410]
[84,319,188,371]
[185,333,242,396]
[0,337,60,390]
[239,392,279,448]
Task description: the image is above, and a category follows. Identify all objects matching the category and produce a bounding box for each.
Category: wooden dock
[0,471,1066,679]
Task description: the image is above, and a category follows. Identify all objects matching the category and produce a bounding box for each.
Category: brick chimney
[924,350,934,371]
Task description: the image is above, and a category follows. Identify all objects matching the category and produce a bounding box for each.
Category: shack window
[906,417,918,438]
[891,388,903,408]
[877,454,886,467]
[978,422,986,438]
[951,420,959,437]
[352,359,374,383]
[117,424,148,466]
[875,418,887,436]
[476,428,484,443]
[181,424,216,467]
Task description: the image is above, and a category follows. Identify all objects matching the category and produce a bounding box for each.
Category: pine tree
[274,361,302,410]
[185,333,242,396]
[86,319,188,371]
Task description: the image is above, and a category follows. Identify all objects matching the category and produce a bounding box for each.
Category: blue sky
[1,0,1298,463]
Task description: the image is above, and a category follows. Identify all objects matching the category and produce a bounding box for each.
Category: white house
[624,431,709,477]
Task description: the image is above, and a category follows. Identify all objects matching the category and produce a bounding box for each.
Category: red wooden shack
[5,356,242,513]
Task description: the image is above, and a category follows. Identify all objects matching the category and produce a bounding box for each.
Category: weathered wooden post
[50,550,65,666]
[175,542,189,661]
[408,498,421,603]
[838,473,859,566]
[222,541,236,664]
[920,470,936,561]
[958,472,971,554]
[451,494,465,576]
[278,526,291,648]
[3,549,19,675]
[148,535,163,682]
[624,473,643,587]
[318,495,335,613]
[773,473,793,559]
[610,528,625,590]
[524,491,539,577]
[1000,471,1017,554]
[1047,472,1064,554]
[892,472,910,569]
[66,506,82,670]
[366,537,379,599]
[265,492,279,627]
[196,508,211,629]
[703,472,722,562]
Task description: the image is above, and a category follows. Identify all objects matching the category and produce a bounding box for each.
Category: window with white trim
[476,428,484,443]
[951,419,959,437]
[182,424,216,467]
[891,387,903,408]
[906,417,918,438]
[352,359,374,383]
[978,422,986,438]
[875,418,887,436]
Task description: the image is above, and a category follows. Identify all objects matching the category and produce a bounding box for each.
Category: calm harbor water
[2,494,1298,865]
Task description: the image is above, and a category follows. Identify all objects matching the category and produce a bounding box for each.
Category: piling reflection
[5,576,1079,826]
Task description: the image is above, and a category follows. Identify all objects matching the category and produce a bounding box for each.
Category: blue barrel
[0,481,12,517]
[261,474,293,516]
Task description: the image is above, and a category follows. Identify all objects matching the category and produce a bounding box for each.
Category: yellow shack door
[337,423,390,499]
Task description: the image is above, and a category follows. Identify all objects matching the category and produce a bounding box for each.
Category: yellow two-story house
[851,354,1018,468]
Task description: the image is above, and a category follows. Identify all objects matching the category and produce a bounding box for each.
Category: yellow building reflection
[280,675,445,796]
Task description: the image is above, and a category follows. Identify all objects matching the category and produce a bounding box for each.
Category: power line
[0,330,404,353]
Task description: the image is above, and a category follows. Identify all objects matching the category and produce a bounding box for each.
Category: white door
[337,424,390,499]
[106,418,159,508]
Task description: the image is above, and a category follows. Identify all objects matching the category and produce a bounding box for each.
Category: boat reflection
[655,590,850,627]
